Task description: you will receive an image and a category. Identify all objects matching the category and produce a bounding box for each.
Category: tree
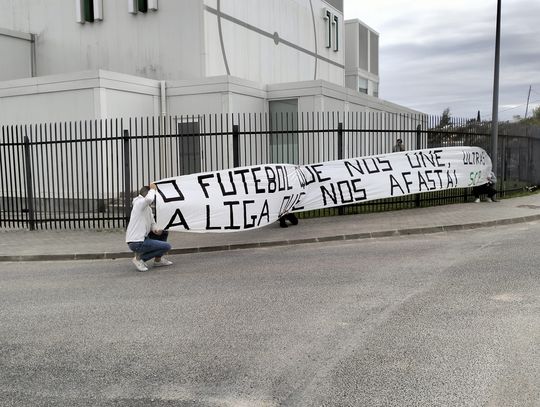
[532,106,540,121]
[439,107,452,127]
[521,106,540,125]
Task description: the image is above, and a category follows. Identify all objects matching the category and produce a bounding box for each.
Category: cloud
[344,0,540,120]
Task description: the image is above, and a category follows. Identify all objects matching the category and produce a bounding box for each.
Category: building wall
[0,69,421,126]
[0,0,347,87]
[166,76,268,117]
[0,28,33,80]
[0,88,94,126]
[267,80,410,114]
[0,0,205,80]
[0,70,161,125]
[0,1,419,128]
[203,0,344,86]
[344,19,379,97]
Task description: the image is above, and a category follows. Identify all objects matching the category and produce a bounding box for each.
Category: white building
[0,0,419,125]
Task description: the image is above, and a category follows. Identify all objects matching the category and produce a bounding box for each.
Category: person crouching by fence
[126,183,173,272]
[473,171,498,203]
[392,138,405,152]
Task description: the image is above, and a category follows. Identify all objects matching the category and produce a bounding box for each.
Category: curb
[2,214,540,262]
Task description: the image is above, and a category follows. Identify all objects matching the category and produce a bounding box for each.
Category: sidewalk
[2,194,540,262]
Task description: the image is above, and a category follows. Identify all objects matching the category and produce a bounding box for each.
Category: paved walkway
[2,194,540,262]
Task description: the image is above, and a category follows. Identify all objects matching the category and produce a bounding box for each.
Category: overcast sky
[343,0,540,121]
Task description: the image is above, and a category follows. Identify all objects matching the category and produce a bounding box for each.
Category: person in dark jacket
[279,213,299,228]
[473,171,498,202]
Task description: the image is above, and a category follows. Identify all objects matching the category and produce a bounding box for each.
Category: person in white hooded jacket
[125,183,172,272]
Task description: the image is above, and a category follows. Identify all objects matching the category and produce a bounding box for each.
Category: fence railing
[1,112,539,230]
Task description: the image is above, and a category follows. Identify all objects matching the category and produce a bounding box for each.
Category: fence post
[338,122,345,215]
[123,129,131,226]
[414,124,422,206]
[501,134,507,197]
[233,124,240,167]
[337,122,343,160]
[23,136,36,231]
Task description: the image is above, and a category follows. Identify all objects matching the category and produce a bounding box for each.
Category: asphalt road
[1,223,539,406]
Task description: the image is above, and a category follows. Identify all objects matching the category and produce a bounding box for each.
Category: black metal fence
[1,112,539,230]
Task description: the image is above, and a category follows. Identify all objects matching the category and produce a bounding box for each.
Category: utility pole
[524,85,532,118]
[490,0,501,174]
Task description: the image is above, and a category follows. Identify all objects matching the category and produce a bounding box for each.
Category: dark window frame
[138,0,148,13]
[84,0,94,22]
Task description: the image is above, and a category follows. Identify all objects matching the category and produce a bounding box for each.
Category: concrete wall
[0,0,205,80]
[0,28,33,80]
[0,68,422,126]
[0,0,347,87]
[267,80,413,114]
[204,0,344,86]
[0,70,160,125]
[166,76,268,116]
[167,76,421,118]
[344,19,379,97]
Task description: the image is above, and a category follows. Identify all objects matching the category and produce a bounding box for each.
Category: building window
[332,15,339,51]
[84,0,94,22]
[129,0,158,14]
[358,78,368,94]
[138,0,148,13]
[372,82,379,98]
[323,9,332,48]
[76,0,103,23]
[323,8,339,51]
[369,32,379,75]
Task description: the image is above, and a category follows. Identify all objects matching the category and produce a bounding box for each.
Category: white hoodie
[125,189,157,243]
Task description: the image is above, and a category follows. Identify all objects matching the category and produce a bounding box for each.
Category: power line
[496,99,540,114]
[481,104,533,120]
[483,100,533,115]
[484,99,540,120]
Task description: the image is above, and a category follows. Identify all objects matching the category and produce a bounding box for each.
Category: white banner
[155,146,492,233]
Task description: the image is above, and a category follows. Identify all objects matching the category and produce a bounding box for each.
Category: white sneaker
[474,198,480,203]
[132,257,149,272]
[154,257,173,267]
[485,197,493,203]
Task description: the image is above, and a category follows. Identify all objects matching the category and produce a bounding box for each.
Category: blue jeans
[128,231,171,262]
